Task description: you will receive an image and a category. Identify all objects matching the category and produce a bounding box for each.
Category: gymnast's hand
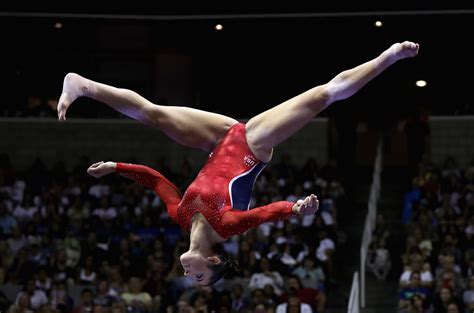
[292,194,319,215]
[87,161,116,178]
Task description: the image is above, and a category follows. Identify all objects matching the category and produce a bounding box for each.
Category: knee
[311,84,332,108]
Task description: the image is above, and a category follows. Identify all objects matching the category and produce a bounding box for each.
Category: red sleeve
[219,201,295,237]
[115,162,182,224]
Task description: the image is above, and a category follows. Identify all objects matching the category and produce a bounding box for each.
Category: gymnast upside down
[58,41,420,285]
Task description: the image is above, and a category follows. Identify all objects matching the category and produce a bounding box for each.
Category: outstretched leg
[245,41,420,161]
[58,73,238,151]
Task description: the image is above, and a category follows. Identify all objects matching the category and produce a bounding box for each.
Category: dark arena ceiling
[1,3,473,122]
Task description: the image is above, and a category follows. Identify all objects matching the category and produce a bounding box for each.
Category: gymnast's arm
[87,161,182,223]
[220,194,319,237]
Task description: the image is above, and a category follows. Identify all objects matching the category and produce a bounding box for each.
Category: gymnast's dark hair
[204,243,240,286]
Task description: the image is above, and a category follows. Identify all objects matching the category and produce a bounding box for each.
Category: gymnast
[58,41,420,285]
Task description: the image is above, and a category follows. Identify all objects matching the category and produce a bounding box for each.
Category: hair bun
[224,259,240,278]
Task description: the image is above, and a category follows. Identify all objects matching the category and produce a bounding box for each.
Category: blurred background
[1,3,474,313]
[1,4,474,120]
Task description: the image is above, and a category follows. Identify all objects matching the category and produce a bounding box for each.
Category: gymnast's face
[180,251,215,286]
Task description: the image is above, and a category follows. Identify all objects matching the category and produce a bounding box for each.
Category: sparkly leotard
[116,123,295,239]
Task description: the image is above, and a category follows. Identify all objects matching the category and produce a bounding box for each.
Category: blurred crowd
[0,153,348,313]
[365,154,474,313]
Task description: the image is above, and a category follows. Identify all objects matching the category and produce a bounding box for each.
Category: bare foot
[57,73,92,121]
[387,41,420,62]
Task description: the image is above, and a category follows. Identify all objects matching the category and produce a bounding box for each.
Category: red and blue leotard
[116,123,295,239]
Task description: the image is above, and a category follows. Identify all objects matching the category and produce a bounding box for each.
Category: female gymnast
[57,41,420,286]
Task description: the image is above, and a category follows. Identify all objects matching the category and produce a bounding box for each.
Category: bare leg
[57,73,238,151]
[245,41,420,161]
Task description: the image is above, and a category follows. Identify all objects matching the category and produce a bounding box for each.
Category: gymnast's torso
[116,122,294,239]
[177,122,267,233]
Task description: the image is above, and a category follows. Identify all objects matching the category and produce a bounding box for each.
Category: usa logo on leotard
[244,155,256,167]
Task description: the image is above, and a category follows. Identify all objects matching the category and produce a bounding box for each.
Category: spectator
[279,275,326,313]
[14,279,48,311]
[462,275,474,312]
[78,256,97,285]
[0,202,18,236]
[50,249,75,284]
[7,292,33,313]
[276,288,312,313]
[7,226,27,257]
[72,288,94,313]
[432,287,462,313]
[64,230,82,268]
[398,271,430,312]
[230,283,249,313]
[292,256,325,291]
[93,279,118,308]
[399,294,429,313]
[107,265,125,297]
[35,267,52,294]
[434,255,463,297]
[400,250,431,289]
[249,258,284,296]
[366,238,391,280]
[50,280,74,313]
[446,301,461,313]
[464,257,474,278]
[92,196,117,221]
[121,276,152,313]
[315,230,335,282]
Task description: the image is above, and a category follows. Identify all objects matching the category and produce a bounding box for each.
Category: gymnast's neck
[188,212,226,255]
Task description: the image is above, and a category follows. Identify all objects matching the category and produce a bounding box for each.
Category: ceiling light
[416,80,427,87]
